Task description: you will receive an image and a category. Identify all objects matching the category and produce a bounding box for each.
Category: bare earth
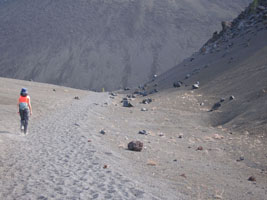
[0,78,266,200]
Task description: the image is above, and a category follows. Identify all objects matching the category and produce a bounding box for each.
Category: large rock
[128,141,143,152]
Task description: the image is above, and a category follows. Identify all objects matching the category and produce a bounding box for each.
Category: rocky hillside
[0,0,250,91]
[147,0,267,135]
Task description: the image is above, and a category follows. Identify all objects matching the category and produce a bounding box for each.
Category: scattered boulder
[220,98,225,102]
[192,81,200,89]
[127,94,136,99]
[229,95,235,100]
[53,89,56,92]
[124,87,130,91]
[248,176,256,182]
[109,92,117,97]
[185,74,191,79]
[100,129,106,135]
[180,174,187,178]
[197,146,203,151]
[103,164,108,169]
[236,156,245,162]
[138,130,148,135]
[142,98,152,104]
[173,81,183,88]
[74,96,80,100]
[200,102,204,106]
[158,132,164,137]
[147,160,157,166]
[211,102,222,111]
[128,141,143,152]
[153,74,158,78]
[212,134,224,139]
[141,108,148,111]
[149,89,159,94]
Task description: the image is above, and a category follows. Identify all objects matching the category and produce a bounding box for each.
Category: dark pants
[19,109,29,134]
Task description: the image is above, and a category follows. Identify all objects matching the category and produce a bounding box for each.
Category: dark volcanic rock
[138,130,148,135]
[173,81,183,88]
[192,82,200,89]
[142,98,153,104]
[248,176,256,181]
[211,102,222,111]
[128,141,143,152]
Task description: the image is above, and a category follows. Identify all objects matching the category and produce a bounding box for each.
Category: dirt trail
[0,93,174,200]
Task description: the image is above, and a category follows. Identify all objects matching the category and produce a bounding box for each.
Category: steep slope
[0,0,250,91]
[148,0,267,135]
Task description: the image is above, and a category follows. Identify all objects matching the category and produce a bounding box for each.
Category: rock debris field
[0,78,266,199]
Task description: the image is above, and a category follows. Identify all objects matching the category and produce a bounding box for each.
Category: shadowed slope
[148,1,267,134]
[0,0,250,90]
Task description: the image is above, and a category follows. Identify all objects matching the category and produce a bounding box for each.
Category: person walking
[17,88,32,135]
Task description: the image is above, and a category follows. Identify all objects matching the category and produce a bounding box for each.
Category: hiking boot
[20,125,24,133]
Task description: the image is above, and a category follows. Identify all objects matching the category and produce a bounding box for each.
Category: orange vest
[19,96,30,104]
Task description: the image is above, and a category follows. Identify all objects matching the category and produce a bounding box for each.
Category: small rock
[180,174,187,178]
[200,102,204,106]
[138,130,148,135]
[173,159,178,162]
[197,146,203,151]
[229,95,235,100]
[211,102,221,111]
[192,81,200,89]
[178,134,183,139]
[109,92,117,97]
[100,130,106,135]
[158,132,164,137]
[248,176,256,182]
[74,96,80,100]
[88,139,92,142]
[141,108,148,111]
[147,160,157,166]
[212,134,224,139]
[124,87,130,91]
[103,165,108,169]
[173,81,183,88]
[220,98,225,102]
[185,74,191,79]
[74,123,80,127]
[128,141,143,152]
[153,74,158,78]
[237,156,245,162]
[53,89,56,92]
[142,98,152,104]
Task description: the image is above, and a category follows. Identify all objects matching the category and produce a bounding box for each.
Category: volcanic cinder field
[0,0,267,200]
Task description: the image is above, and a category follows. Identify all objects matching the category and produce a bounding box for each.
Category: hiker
[17,88,32,135]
